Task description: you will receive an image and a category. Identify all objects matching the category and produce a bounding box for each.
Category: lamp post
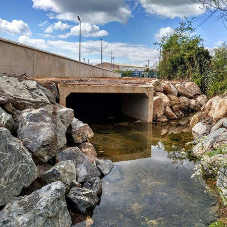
[100,38,103,67]
[77,16,81,61]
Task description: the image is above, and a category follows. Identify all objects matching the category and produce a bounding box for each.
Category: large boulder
[179,96,190,111]
[17,108,67,162]
[211,118,227,133]
[192,128,227,158]
[164,106,178,120]
[203,95,227,122]
[67,118,94,144]
[190,112,202,128]
[0,106,17,132]
[155,92,170,107]
[189,99,201,111]
[95,159,114,176]
[44,161,77,188]
[0,74,51,110]
[149,79,163,92]
[153,96,164,120]
[184,82,202,96]
[0,128,37,206]
[67,187,99,214]
[163,82,178,96]
[167,94,180,107]
[57,147,101,183]
[172,106,184,118]
[196,94,207,106]
[78,142,98,163]
[0,181,72,227]
[56,106,74,129]
[175,84,193,98]
[83,177,102,196]
[192,122,211,138]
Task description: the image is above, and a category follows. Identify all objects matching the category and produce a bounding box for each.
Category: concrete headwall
[0,37,120,78]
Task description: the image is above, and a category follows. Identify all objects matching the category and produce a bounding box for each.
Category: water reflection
[90,117,192,163]
[83,117,219,227]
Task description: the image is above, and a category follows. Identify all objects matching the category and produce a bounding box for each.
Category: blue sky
[1,0,227,67]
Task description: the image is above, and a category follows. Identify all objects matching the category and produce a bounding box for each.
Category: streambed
[88,118,219,226]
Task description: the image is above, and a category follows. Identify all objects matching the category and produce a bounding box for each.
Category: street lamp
[77,16,81,61]
[100,38,103,67]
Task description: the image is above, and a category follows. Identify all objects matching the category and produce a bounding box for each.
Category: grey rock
[56,107,74,129]
[96,159,114,176]
[0,107,17,132]
[0,95,8,104]
[39,85,56,104]
[78,142,98,163]
[17,108,67,162]
[67,187,99,213]
[0,74,50,110]
[0,181,72,227]
[192,122,211,138]
[67,118,94,144]
[217,167,227,206]
[44,160,77,188]
[211,118,227,133]
[83,177,102,196]
[192,128,227,158]
[57,147,101,183]
[0,128,37,206]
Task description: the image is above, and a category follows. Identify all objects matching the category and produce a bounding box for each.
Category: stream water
[85,117,219,227]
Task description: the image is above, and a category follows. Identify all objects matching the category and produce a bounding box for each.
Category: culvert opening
[66,92,149,123]
[66,93,124,123]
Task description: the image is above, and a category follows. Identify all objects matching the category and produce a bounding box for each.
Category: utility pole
[88,59,90,64]
[148,60,150,69]
[77,16,81,61]
[112,57,114,70]
[100,38,103,68]
[111,50,112,69]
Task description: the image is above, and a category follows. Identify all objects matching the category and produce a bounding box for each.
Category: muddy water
[89,118,218,227]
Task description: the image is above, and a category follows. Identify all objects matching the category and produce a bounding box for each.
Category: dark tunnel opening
[66,93,124,123]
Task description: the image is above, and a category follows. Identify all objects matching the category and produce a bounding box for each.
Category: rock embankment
[151,79,207,122]
[0,74,114,226]
[190,93,227,206]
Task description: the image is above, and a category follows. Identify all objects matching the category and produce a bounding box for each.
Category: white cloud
[18,36,159,65]
[32,0,131,24]
[59,23,108,38]
[214,41,224,47]
[45,21,72,33]
[38,20,49,27]
[139,0,205,18]
[0,18,31,36]
[154,27,174,42]
[19,36,49,49]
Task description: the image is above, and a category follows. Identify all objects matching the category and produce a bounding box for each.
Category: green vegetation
[156,20,227,96]
[209,221,226,227]
[121,70,133,77]
[206,146,227,158]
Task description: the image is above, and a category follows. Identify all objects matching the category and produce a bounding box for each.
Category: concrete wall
[0,37,120,78]
[122,94,152,123]
[58,84,154,123]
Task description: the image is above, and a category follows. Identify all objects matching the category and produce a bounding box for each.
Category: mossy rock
[209,221,226,227]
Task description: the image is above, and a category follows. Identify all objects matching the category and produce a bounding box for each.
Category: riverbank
[190,93,227,225]
[0,73,113,226]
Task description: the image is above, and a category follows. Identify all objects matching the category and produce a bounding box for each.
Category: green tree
[206,43,227,95]
[156,20,211,83]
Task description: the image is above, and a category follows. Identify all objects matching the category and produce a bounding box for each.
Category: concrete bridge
[0,37,154,123]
